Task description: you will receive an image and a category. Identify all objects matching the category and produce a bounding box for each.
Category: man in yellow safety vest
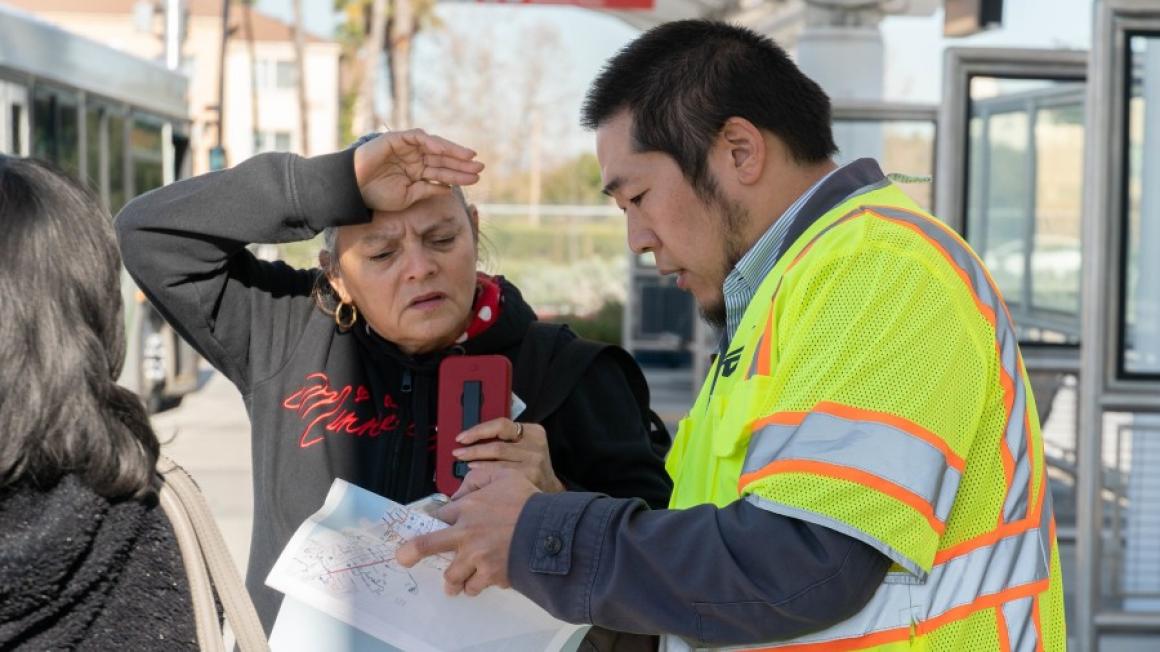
[399,19,1066,651]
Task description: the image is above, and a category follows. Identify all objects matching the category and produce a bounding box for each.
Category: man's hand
[452,419,565,496]
[396,467,538,597]
[353,130,484,212]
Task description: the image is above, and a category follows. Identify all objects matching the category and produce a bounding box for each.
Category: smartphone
[435,355,512,496]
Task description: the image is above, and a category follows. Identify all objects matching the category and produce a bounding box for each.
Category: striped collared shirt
[721,163,847,343]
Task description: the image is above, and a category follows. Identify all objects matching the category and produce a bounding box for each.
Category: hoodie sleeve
[115,150,370,393]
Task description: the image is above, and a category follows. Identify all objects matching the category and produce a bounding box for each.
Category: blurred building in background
[5,0,340,172]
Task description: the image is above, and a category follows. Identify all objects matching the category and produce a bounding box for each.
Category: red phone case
[435,355,512,496]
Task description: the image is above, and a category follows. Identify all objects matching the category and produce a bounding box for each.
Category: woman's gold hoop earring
[335,301,358,331]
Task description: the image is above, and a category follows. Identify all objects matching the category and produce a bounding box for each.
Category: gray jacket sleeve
[508,492,891,647]
[115,150,369,392]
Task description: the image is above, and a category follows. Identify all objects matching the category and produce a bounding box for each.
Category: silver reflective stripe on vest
[866,206,1032,524]
[724,523,1051,650]
[1003,596,1038,652]
[746,493,925,577]
[660,633,697,652]
[741,414,962,523]
[747,332,766,379]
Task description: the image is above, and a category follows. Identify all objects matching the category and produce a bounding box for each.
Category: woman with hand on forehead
[116,129,671,634]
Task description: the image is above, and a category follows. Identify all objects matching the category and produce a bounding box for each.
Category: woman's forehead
[345,210,464,247]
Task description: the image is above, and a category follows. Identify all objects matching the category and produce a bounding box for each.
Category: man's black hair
[581,20,837,199]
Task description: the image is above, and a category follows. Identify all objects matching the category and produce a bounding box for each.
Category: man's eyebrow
[602,176,624,197]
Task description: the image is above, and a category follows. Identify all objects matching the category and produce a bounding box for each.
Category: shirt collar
[720,163,845,343]
[717,158,890,347]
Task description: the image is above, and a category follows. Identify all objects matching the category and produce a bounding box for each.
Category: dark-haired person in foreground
[0,156,196,649]
[400,20,1067,651]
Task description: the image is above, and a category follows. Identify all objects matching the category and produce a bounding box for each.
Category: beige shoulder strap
[158,455,268,651]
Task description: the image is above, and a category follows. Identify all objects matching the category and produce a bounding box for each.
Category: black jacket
[0,477,197,650]
[115,149,672,632]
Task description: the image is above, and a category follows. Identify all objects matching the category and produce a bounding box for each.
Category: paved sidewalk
[153,369,254,576]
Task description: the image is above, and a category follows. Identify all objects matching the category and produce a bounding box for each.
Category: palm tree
[335,0,437,137]
[386,0,415,129]
[240,0,260,153]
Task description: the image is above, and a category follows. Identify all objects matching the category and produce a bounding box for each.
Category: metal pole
[166,0,182,71]
[216,0,230,149]
[1076,2,1117,649]
[164,0,181,184]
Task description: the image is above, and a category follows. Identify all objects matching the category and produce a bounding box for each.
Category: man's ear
[719,117,767,186]
[320,250,350,302]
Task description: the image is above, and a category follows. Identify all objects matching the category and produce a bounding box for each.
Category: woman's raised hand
[353,130,484,213]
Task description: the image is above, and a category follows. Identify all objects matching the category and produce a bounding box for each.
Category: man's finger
[449,466,504,500]
[442,558,475,596]
[464,571,495,597]
[434,499,463,525]
[396,528,460,567]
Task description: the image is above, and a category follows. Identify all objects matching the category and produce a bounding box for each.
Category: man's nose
[626,215,659,255]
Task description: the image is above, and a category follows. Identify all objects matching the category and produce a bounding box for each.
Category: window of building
[257,59,297,90]
[254,129,293,153]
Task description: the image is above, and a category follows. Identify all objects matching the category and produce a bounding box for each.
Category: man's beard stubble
[697,195,750,331]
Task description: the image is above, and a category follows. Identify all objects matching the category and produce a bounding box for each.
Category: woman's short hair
[0,156,160,500]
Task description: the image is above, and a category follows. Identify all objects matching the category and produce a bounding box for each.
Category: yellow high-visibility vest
[665,182,1066,651]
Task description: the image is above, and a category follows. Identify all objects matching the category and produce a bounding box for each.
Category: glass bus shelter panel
[965,76,1085,346]
[9,104,20,154]
[1096,412,1160,614]
[1123,35,1160,378]
[1036,372,1081,626]
[130,117,165,198]
[833,119,935,211]
[108,113,128,216]
[85,105,102,196]
[32,85,81,179]
[628,251,695,355]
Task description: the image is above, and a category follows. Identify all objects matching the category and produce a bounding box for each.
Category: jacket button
[543,535,563,555]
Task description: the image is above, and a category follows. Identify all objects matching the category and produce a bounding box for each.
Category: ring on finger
[513,422,524,442]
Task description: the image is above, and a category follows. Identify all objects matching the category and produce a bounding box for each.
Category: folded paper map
[266,478,587,651]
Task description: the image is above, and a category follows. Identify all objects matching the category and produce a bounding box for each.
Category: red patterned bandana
[455,273,503,344]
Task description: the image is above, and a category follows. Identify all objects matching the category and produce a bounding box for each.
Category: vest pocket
[712,375,777,460]
[669,375,781,508]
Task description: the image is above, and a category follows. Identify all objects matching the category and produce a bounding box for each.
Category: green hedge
[481,220,626,263]
[549,301,623,346]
